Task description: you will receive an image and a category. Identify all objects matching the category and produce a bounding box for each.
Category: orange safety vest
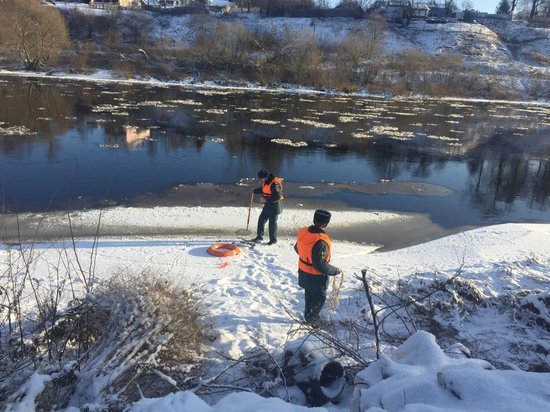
[296,227,332,275]
[262,176,285,201]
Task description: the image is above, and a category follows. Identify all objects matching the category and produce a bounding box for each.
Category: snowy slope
[55,2,549,67]
[52,4,549,99]
[389,20,511,59]
[146,11,547,68]
[487,20,550,66]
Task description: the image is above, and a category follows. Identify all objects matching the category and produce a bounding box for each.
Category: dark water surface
[1,75,549,230]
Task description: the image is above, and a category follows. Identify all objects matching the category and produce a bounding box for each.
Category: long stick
[246,192,253,231]
[361,269,381,359]
[328,270,344,311]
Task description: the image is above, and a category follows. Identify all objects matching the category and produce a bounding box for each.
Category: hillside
[54,4,549,100]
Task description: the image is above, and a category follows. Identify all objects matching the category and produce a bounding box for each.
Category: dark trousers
[257,209,278,242]
[299,271,329,322]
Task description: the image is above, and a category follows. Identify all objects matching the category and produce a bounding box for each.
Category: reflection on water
[0,75,549,228]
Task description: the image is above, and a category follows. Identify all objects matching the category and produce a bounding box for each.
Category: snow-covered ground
[2,5,549,410]
[2,205,549,411]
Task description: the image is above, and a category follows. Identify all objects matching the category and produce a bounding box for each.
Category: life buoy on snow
[207,243,240,257]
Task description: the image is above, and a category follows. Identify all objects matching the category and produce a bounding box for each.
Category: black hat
[257,169,270,179]
[313,209,331,226]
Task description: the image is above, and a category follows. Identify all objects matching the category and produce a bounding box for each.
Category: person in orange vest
[251,169,284,245]
[294,209,342,324]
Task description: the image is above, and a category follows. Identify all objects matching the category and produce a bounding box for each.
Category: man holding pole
[294,210,342,324]
[251,169,284,245]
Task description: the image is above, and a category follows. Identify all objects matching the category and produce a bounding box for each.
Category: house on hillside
[208,0,237,13]
[385,0,411,23]
[411,2,429,19]
[90,0,140,9]
[427,1,446,18]
[385,1,429,23]
[333,2,365,18]
[141,0,199,8]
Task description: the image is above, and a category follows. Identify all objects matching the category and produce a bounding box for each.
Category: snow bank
[131,331,550,412]
[58,205,405,233]
[351,331,550,412]
[130,390,328,412]
[6,373,52,412]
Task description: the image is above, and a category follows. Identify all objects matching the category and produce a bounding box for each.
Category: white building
[90,0,140,9]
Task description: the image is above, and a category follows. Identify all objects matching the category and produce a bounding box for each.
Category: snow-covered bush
[2,274,207,411]
[351,331,550,412]
[359,268,550,372]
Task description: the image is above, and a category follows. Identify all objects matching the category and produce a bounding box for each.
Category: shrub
[71,41,96,71]
[1,273,207,410]
[191,21,256,74]
[63,8,115,42]
[282,32,324,85]
[0,0,70,70]
[333,32,370,84]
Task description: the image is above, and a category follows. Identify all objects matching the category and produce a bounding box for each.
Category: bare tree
[338,0,374,9]
[235,0,254,12]
[524,0,546,18]
[445,0,458,16]
[261,0,316,15]
[365,11,385,58]
[333,11,385,85]
[192,21,256,73]
[461,0,474,10]
[0,0,70,70]
[497,0,512,13]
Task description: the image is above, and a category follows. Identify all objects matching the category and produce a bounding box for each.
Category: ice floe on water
[352,132,372,139]
[137,101,176,108]
[388,111,418,116]
[0,126,37,136]
[205,109,227,114]
[168,99,203,106]
[338,116,359,123]
[288,118,336,128]
[271,139,308,147]
[426,134,460,142]
[251,119,280,125]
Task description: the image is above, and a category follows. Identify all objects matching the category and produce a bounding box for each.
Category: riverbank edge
[0,204,481,253]
[1,69,549,107]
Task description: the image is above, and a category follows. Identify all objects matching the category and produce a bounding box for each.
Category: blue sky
[470,0,500,13]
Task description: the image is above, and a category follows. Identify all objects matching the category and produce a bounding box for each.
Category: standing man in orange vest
[294,210,342,324]
[251,169,284,245]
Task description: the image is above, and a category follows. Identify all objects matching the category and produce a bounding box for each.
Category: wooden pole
[246,192,254,231]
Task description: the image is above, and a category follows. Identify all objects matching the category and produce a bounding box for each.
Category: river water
[1,75,549,232]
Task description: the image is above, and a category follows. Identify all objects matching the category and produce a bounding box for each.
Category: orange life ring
[207,243,240,257]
